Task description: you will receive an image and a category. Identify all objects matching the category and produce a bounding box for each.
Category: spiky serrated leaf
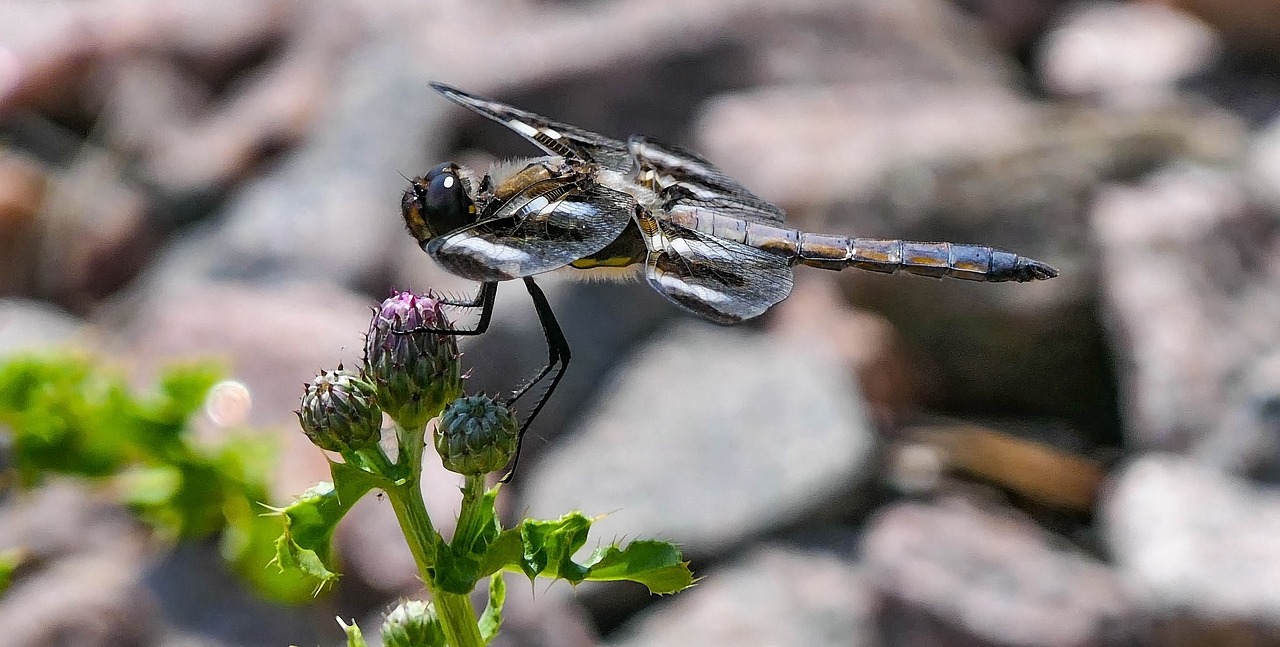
[479,574,506,644]
[271,473,372,587]
[476,513,692,595]
[581,539,694,594]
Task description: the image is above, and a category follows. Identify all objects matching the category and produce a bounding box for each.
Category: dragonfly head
[401,162,477,249]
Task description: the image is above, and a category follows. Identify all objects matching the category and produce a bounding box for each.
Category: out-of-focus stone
[0,298,83,356]
[1247,112,1280,214]
[696,83,1039,213]
[771,275,917,427]
[1104,454,1280,640]
[0,481,160,647]
[1038,2,1220,106]
[520,322,875,558]
[864,497,1131,646]
[952,0,1073,51]
[750,0,1016,87]
[607,545,876,647]
[1093,163,1280,464]
[0,152,47,295]
[38,150,159,310]
[490,573,598,647]
[1166,0,1280,57]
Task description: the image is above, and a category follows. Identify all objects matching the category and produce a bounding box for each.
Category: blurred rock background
[2,0,1280,644]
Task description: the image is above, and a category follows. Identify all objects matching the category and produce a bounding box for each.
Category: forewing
[431,82,631,168]
[427,181,634,282]
[628,135,786,224]
[645,220,793,324]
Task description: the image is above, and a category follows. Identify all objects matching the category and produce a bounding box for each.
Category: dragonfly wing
[428,180,634,282]
[431,82,631,168]
[628,135,786,224]
[644,218,794,324]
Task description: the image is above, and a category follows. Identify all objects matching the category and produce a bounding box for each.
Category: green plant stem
[433,591,485,647]
[386,479,439,572]
[452,475,487,546]
[386,472,483,647]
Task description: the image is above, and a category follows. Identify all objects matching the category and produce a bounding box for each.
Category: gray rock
[863,497,1131,646]
[696,83,1040,213]
[0,482,160,647]
[1247,112,1280,214]
[607,545,876,647]
[519,323,875,557]
[1104,455,1280,634]
[1093,163,1280,466]
[1038,2,1220,106]
[0,298,82,357]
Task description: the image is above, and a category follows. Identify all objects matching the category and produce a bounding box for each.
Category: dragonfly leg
[429,281,498,336]
[499,277,571,482]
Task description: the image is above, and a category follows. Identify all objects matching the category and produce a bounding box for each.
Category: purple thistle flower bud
[298,369,381,453]
[364,291,463,429]
[434,395,519,476]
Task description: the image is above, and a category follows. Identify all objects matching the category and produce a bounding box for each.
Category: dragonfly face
[401,162,478,251]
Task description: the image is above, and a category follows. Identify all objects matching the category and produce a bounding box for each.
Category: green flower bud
[434,395,519,476]
[364,291,463,428]
[381,599,444,647]
[298,369,381,453]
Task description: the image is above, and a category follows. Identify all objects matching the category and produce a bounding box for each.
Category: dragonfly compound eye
[421,162,475,237]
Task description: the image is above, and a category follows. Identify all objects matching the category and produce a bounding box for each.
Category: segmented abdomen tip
[1017,258,1059,281]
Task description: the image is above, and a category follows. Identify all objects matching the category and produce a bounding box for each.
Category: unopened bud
[364,291,463,428]
[298,369,381,453]
[381,599,444,647]
[434,395,519,476]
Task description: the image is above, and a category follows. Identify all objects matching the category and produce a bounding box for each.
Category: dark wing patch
[430,82,630,168]
[427,180,634,282]
[628,135,786,224]
[644,219,793,324]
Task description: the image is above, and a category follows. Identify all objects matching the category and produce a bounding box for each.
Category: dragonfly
[402,82,1058,477]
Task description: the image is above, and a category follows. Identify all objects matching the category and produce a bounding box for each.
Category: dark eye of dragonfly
[400,162,475,247]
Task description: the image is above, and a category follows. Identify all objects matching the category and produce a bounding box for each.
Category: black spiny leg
[499,277,571,483]
[434,281,498,336]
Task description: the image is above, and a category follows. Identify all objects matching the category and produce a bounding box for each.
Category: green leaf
[0,353,331,603]
[476,513,693,595]
[580,539,694,594]
[337,617,368,647]
[270,474,372,588]
[477,528,524,579]
[518,513,592,583]
[223,496,317,603]
[478,574,506,644]
[330,458,386,504]
[0,548,24,596]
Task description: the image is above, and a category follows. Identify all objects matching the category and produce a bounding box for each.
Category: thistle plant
[274,290,693,646]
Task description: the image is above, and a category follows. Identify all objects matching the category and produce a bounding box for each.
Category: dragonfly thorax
[401,162,479,250]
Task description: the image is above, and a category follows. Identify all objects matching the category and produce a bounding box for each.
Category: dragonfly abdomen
[798,235,1057,282]
[663,208,1057,283]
